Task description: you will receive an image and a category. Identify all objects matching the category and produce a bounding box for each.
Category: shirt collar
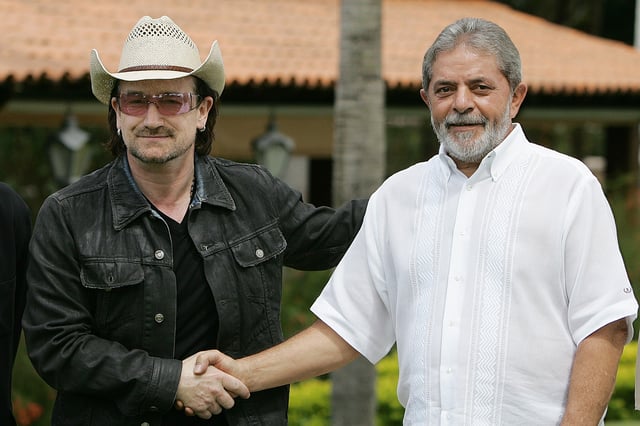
[437,123,526,182]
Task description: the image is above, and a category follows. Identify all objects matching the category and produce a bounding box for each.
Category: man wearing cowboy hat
[23,16,367,426]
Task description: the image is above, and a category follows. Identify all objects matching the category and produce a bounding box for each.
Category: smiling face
[420,44,527,165]
[111,76,212,167]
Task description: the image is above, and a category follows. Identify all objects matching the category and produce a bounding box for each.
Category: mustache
[135,127,174,137]
[444,114,488,127]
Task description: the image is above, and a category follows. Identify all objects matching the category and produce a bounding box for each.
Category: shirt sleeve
[564,176,638,345]
[310,190,396,364]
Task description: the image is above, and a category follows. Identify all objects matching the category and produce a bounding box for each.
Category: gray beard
[432,106,512,164]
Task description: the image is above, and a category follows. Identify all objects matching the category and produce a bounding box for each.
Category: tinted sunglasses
[117,92,202,116]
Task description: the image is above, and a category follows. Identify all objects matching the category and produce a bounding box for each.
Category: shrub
[12,337,55,426]
[606,341,640,421]
[289,378,331,425]
[288,342,640,424]
[288,350,405,424]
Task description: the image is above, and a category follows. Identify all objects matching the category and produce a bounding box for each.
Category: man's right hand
[191,350,246,378]
[175,354,250,419]
[178,320,361,417]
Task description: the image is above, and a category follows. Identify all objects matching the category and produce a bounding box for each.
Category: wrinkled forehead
[117,76,197,94]
[431,45,502,79]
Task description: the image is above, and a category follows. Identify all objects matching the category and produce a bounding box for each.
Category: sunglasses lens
[157,94,190,115]
[119,94,148,116]
[118,93,198,116]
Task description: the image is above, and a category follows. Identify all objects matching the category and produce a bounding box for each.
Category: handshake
[174,350,250,419]
[173,320,360,419]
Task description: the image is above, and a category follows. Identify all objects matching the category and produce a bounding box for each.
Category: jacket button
[141,423,150,426]
[154,250,165,260]
[154,313,165,324]
[255,248,264,259]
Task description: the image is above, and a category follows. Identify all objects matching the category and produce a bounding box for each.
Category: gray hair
[422,18,522,92]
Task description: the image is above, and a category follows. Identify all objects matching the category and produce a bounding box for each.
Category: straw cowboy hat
[90,15,225,104]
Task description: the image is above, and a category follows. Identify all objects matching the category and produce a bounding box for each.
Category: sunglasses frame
[117,92,202,116]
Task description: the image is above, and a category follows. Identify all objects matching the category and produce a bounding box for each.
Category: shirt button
[154,313,165,324]
[255,248,264,259]
[466,184,473,191]
[154,250,165,260]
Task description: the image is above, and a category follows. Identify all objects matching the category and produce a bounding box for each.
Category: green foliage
[0,126,60,219]
[374,352,404,426]
[280,269,333,338]
[289,378,331,425]
[606,341,640,422]
[12,337,54,426]
[386,119,436,177]
[288,350,405,425]
[609,194,640,309]
[0,124,111,220]
[283,271,405,423]
[289,342,640,425]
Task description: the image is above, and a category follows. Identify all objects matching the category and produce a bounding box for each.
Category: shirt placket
[440,177,479,424]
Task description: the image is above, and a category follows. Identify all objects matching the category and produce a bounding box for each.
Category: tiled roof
[1,0,639,96]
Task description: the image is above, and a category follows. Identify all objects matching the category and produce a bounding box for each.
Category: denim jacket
[23,155,366,426]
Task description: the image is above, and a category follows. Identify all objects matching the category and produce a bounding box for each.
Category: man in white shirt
[183,17,638,425]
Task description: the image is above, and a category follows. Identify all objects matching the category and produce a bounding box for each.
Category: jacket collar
[192,155,236,211]
[108,155,236,230]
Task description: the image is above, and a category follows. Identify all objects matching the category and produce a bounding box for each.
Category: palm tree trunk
[331,0,385,424]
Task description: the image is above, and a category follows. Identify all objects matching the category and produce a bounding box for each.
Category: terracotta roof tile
[1,0,639,96]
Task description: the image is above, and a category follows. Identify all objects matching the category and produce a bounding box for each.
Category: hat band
[118,65,195,73]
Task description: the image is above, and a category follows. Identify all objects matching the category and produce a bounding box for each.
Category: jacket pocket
[227,224,287,346]
[79,260,145,343]
[80,260,144,290]
[230,224,287,268]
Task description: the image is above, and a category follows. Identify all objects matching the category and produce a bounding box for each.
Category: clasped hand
[175,351,248,419]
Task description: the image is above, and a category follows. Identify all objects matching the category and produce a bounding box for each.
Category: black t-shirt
[157,211,227,425]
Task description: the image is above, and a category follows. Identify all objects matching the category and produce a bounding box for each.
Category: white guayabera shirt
[312,124,638,425]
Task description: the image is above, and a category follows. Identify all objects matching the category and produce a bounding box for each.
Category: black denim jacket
[23,155,366,426]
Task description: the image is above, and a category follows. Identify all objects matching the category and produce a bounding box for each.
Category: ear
[198,96,214,127]
[419,89,431,110]
[509,83,528,118]
[111,97,122,128]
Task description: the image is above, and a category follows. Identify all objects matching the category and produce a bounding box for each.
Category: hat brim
[90,41,225,105]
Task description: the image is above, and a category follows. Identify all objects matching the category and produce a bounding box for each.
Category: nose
[143,102,164,127]
[453,87,474,114]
